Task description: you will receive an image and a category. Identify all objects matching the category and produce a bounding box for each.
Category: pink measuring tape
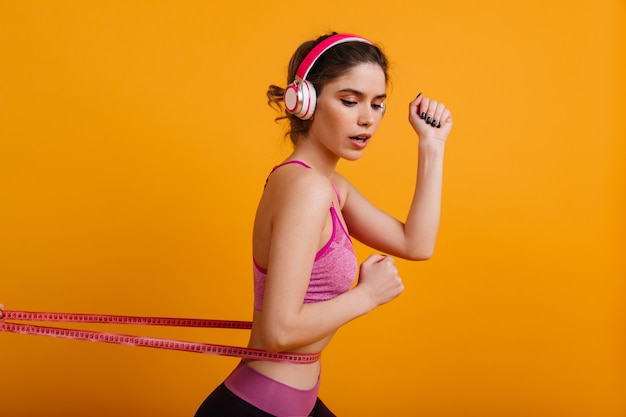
[0,308,320,364]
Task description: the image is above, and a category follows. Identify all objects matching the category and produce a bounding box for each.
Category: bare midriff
[243,308,332,390]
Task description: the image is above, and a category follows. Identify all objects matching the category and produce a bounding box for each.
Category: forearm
[403,139,446,260]
[260,286,373,353]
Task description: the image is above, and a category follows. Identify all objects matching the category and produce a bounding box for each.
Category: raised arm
[340,94,453,260]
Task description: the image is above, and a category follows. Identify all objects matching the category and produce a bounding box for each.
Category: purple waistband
[224,361,320,416]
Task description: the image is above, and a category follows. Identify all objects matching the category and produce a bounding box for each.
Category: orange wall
[1,1,624,416]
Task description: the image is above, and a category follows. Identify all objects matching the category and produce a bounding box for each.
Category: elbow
[261,338,288,354]
[404,245,436,261]
[259,322,293,354]
[399,231,439,261]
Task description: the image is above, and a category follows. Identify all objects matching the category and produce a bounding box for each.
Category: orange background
[1,1,624,416]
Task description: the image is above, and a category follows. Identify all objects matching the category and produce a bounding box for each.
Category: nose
[358,106,375,127]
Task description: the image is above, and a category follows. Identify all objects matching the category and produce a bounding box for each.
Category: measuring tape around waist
[0,309,320,364]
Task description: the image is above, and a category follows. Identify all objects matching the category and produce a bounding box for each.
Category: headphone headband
[295,33,373,81]
[284,33,375,120]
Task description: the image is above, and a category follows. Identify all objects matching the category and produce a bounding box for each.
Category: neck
[290,139,339,179]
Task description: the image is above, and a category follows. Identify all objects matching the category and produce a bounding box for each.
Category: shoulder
[264,163,335,215]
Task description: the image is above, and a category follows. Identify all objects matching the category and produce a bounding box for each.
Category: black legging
[194,383,336,417]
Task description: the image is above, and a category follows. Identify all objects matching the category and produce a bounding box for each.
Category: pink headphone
[284,33,374,120]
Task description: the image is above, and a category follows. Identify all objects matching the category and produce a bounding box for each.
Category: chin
[341,152,365,162]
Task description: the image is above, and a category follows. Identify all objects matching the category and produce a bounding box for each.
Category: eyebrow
[337,88,387,100]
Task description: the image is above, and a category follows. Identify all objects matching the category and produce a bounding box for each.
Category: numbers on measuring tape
[0,310,320,364]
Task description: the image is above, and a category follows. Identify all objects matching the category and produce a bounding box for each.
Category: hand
[0,303,5,320]
[408,93,453,144]
[357,254,404,308]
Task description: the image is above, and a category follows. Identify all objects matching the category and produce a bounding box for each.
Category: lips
[349,134,371,142]
[349,134,371,150]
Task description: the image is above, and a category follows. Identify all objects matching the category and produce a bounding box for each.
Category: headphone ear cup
[284,83,300,115]
[298,80,316,120]
[284,80,317,120]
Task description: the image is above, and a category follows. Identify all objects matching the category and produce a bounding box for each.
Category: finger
[425,100,438,126]
[381,256,398,274]
[419,97,430,120]
[409,94,423,121]
[410,92,423,108]
[439,108,452,127]
[364,253,388,265]
[375,254,391,264]
[431,102,446,128]
[374,254,394,265]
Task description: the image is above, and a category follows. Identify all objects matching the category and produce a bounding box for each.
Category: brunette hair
[267,32,389,146]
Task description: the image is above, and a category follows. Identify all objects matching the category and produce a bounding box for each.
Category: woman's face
[305,62,387,161]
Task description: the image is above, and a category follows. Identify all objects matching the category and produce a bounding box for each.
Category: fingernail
[431,119,437,127]
[437,122,441,128]
[426,116,432,124]
[420,112,426,119]
[416,92,422,99]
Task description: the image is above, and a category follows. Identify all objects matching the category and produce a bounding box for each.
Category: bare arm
[341,94,453,260]
[256,172,403,353]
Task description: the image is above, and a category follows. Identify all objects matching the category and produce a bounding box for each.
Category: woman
[194,32,453,417]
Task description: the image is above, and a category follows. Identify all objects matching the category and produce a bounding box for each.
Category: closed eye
[372,103,384,110]
[341,99,357,107]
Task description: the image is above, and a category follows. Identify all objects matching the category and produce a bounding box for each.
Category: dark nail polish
[437,122,441,128]
[426,116,432,124]
[420,112,426,119]
[431,119,437,127]
[416,92,422,99]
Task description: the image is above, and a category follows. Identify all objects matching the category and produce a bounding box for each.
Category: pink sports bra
[253,161,358,311]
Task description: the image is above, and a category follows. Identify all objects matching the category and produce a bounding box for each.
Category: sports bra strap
[273,160,312,170]
[331,184,341,205]
[265,160,341,203]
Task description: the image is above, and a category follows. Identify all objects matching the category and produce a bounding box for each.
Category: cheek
[327,104,353,125]
[328,112,348,128]
[315,108,346,131]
